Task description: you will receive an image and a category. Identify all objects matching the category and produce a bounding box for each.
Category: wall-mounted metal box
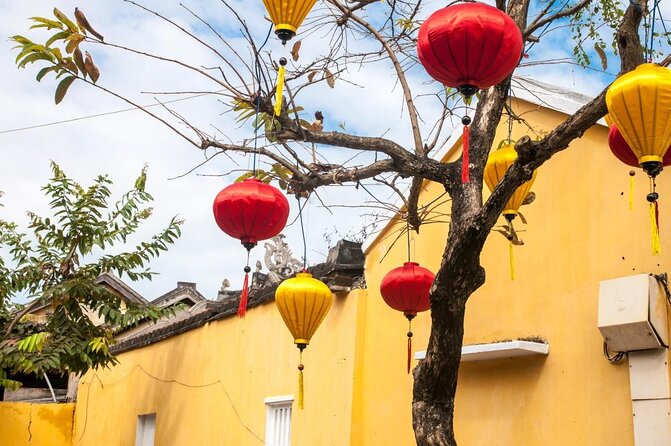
[598,274,669,352]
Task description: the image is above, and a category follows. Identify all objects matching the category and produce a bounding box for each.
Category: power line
[0,92,214,135]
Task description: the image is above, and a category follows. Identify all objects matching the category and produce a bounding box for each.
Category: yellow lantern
[606,63,671,255]
[606,63,671,174]
[262,0,317,43]
[275,271,333,408]
[484,140,537,218]
[484,140,537,279]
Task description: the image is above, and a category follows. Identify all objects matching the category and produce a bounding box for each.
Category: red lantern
[417,2,523,183]
[380,261,435,373]
[213,178,290,317]
[609,124,671,168]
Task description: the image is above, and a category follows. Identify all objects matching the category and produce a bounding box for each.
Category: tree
[9,1,665,444]
[0,162,182,390]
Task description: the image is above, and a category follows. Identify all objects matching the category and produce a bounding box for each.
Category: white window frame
[135,413,156,446]
[265,395,294,446]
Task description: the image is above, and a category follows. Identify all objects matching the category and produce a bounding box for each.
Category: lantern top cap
[403,261,420,267]
[295,271,312,279]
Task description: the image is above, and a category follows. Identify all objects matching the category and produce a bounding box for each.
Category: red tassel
[462,125,470,183]
[407,335,412,374]
[238,272,249,318]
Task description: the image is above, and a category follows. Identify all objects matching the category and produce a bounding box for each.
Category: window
[135,413,156,446]
[265,395,293,446]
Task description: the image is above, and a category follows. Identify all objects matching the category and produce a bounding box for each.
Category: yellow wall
[70,98,671,446]
[73,290,365,446]
[357,99,670,445]
[0,402,75,445]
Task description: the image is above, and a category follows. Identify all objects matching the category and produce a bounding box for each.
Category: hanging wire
[650,0,660,61]
[507,83,514,142]
[297,196,308,270]
[251,24,274,175]
[406,218,411,262]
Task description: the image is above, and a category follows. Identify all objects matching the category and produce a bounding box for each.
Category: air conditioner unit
[597,274,668,352]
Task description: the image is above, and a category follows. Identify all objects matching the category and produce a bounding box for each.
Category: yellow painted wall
[69,97,671,446]
[0,402,75,445]
[73,289,365,446]
[357,99,670,445]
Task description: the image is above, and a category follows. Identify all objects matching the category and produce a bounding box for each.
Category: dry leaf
[74,7,104,41]
[84,51,100,83]
[324,68,335,88]
[291,40,301,62]
[594,43,607,70]
[73,48,86,77]
[307,70,317,83]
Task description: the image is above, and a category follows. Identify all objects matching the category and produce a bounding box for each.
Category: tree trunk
[412,282,474,446]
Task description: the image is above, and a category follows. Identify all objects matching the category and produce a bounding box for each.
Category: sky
[0,0,661,301]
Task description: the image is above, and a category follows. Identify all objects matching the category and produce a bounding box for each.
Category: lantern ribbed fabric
[380,262,434,317]
[275,271,332,410]
[275,272,333,346]
[212,178,289,249]
[380,261,434,373]
[608,124,671,168]
[417,3,523,92]
[484,141,537,217]
[262,0,316,41]
[606,64,671,166]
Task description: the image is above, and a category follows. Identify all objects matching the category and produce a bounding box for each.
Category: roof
[361,75,605,253]
[111,241,365,355]
[150,281,206,308]
[95,273,148,305]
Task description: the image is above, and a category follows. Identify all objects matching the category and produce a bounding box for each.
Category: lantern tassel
[274,63,286,116]
[509,239,515,281]
[650,201,661,256]
[407,335,412,374]
[629,173,635,211]
[298,350,304,410]
[238,270,249,318]
[406,317,414,374]
[462,125,470,183]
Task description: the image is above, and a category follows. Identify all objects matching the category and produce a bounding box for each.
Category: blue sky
[0,0,663,300]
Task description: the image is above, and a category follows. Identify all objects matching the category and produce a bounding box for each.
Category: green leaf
[53,8,78,33]
[46,31,71,48]
[29,17,65,30]
[54,75,76,105]
[18,53,54,69]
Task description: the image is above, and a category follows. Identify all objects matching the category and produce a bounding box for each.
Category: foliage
[11,8,102,104]
[0,162,182,386]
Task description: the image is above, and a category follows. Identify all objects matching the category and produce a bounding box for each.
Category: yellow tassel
[274,64,285,116]
[509,240,515,281]
[629,175,634,211]
[650,202,661,256]
[298,366,304,410]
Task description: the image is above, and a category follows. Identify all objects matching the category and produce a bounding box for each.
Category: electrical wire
[0,92,216,135]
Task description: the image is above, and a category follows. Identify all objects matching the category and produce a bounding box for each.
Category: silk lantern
[417,2,523,183]
[484,140,537,279]
[380,262,435,373]
[275,272,333,409]
[261,0,318,116]
[213,178,290,317]
[606,63,671,255]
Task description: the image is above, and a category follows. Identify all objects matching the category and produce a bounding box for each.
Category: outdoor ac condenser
[597,274,668,351]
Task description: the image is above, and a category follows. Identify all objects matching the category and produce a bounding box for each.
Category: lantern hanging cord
[507,84,513,142]
[251,24,274,176]
[650,0,660,61]
[406,217,411,263]
[297,196,308,270]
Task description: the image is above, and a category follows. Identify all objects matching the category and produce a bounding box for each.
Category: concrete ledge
[414,340,549,362]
